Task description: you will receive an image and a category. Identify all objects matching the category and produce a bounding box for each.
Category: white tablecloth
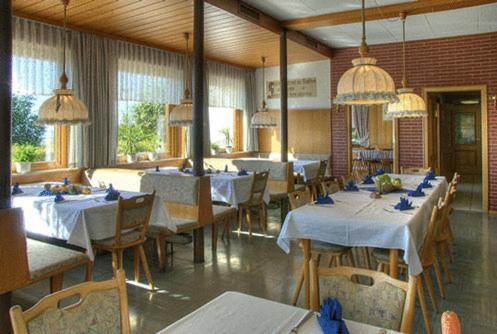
[12,183,172,260]
[277,174,448,275]
[158,291,401,334]
[146,169,270,208]
[238,157,320,182]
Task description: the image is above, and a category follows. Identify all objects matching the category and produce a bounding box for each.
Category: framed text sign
[266,77,317,99]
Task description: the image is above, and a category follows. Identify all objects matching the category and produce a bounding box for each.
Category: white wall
[255,60,331,110]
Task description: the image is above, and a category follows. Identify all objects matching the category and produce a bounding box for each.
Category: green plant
[210,143,220,152]
[118,113,145,155]
[12,144,44,163]
[219,128,232,147]
[12,94,45,146]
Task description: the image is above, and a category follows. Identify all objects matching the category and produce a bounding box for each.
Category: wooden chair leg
[156,233,167,272]
[50,273,64,293]
[212,222,218,252]
[134,246,141,282]
[246,209,253,240]
[438,243,453,283]
[336,255,342,266]
[423,269,438,312]
[118,249,124,270]
[377,263,384,272]
[328,255,336,268]
[111,251,119,277]
[347,250,356,267]
[417,277,432,334]
[263,203,268,230]
[224,217,231,242]
[362,247,372,269]
[85,261,94,281]
[433,255,446,299]
[291,266,305,306]
[138,245,154,290]
[258,204,266,234]
[237,208,243,238]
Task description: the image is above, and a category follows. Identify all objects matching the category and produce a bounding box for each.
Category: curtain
[203,68,211,156]
[71,32,119,168]
[244,71,258,151]
[12,17,66,95]
[352,105,369,147]
[118,42,185,104]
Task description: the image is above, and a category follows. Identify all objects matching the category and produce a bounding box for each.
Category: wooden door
[453,104,481,175]
[439,102,454,179]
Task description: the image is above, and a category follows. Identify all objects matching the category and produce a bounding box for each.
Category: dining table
[146,168,270,208]
[277,173,448,308]
[12,182,172,259]
[157,291,401,334]
[237,157,321,182]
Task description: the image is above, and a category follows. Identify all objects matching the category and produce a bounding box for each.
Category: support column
[280,29,288,163]
[0,2,13,333]
[192,0,205,263]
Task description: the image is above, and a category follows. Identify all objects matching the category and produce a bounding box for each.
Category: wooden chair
[211,204,237,250]
[93,193,155,289]
[310,263,417,334]
[237,171,270,240]
[320,179,341,195]
[305,160,328,200]
[287,190,354,306]
[400,166,432,175]
[10,270,131,334]
[0,208,92,297]
[372,199,446,334]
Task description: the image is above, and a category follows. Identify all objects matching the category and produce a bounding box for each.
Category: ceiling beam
[283,0,497,30]
[205,0,333,58]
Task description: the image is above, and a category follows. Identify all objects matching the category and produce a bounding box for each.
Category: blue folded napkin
[237,169,248,176]
[105,189,120,201]
[224,164,229,172]
[394,197,414,211]
[54,192,65,203]
[376,168,385,176]
[63,177,70,186]
[316,193,334,205]
[344,180,359,191]
[12,183,23,195]
[408,184,425,197]
[106,184,115,193]
[425,171,436,181]
[420,179,432,188]
[362,174,374,185]
[155,165,160,172]
[182,169,193,174]
[318,298,349,334]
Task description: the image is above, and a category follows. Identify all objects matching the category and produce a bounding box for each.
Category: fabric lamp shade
[386,88,427,118]
[335,57,398,105]
[38,88,89,125]
[169,97,193,127]
[250,106,276,128]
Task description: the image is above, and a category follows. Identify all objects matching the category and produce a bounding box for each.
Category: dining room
[1,0,497,334]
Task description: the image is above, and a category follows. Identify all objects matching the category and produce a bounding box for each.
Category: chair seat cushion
[213,205,237,220]
[311,240,350,254]
[93,231,142,248]
[372,248,406,264]
[27,239,89,281]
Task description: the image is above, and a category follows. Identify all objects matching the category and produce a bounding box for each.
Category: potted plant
[146,138,161,161]
[210,143,220,156]
[118,114,143,163]
[12,144,42,174]
[219,128,233,154]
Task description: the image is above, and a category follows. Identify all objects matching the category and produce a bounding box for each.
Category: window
[209,107,243,153]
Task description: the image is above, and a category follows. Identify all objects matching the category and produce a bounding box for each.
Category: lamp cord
[359,0,369,57]
[261,57,266,109]
[401,14,407,88]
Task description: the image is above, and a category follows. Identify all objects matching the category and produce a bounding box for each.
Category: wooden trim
[283,0,497,30]
[233,109,244,152]
[12,168,83,185]
[422,85,488,212]
[393,119,400,173]
[165,104,185,158]
[346,107,352,175]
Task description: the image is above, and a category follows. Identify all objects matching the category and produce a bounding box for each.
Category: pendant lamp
[251,57,276,128]
[335,0,398,105]
[169,33,193,127]
[386,12,427,118]
[38,0,89,125]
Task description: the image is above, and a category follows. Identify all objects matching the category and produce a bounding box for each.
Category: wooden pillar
[0,2,13,333]
[192,0,205,263]
[280,29,288,163]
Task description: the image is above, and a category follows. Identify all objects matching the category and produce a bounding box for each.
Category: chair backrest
[141,173,213,226]
[115,192,155,247]
[248,171,269,204]
[441,311,462,334]
[0,208,30,294]
[232,159,294,194]
[317,160,327,180]
[10,270,131,334]
[400,166,431,175]
[320,179,341,195]
[450,172,461,189]
[435,186,456,241]
[288,189,311,210]
[311,263,416,333]
[420,198,445,266]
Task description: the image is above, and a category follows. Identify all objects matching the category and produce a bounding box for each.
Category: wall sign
[266,77,317,99]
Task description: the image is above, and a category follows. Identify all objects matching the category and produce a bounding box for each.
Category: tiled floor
[13,175,497,333]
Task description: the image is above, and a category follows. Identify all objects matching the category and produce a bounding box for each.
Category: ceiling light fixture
[386,12,427,118]
[251,56,276,128]
[38,0,89,125]
[335,0,398,105]
[169,32,193,127]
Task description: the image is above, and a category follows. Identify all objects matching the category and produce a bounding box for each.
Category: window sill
[212,151,253,159]
[113,157,186,170]
[12,167,83,185]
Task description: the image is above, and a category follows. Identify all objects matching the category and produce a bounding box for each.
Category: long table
[277,174,448,307]
[158,291,401,334]
[12,183,172,259]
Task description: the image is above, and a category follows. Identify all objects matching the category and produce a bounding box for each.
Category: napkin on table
[54,192,65,203]
[420,178,432,188]
[408,184,425,197]
[316,193,334,205]
[237,169,248,176]
[362,174,374,185]
[12,183,23,195]
[317,298,349,334]
[425,170,436,181]
[344,180,359,191]
[394,197,413,211]
[376,168,385,176]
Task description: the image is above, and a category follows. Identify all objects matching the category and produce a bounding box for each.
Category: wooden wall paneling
[368,105,393,149]
[233,109,244,152]
[12,168,84,185]
[257,109,331,154]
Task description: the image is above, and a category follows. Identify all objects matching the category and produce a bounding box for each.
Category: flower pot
[148,152,158,161]
[15,162,32,174]
[225,146,233,154]
[126,154,137,163]
[211,149,218,156]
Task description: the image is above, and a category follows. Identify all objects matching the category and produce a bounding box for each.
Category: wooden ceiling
[12,0,328,68]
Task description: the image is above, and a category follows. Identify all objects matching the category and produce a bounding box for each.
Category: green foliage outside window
[12,144,44,162]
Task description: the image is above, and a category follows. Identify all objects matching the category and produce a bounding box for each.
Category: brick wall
[330,32,497,209]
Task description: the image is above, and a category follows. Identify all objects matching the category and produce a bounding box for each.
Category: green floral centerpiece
[375,174,402,194]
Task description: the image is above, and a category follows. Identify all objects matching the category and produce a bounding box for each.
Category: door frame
[422,85,488,212]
